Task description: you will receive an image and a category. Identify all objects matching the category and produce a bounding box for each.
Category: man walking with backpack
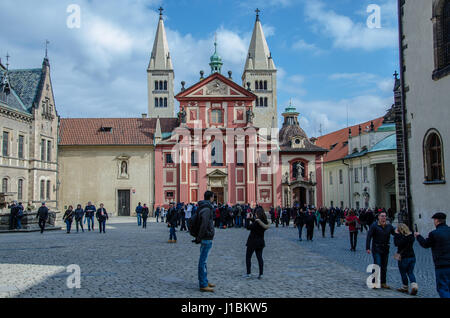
[193,191,216,292]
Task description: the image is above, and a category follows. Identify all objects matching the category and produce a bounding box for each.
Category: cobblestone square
[0,217,438,298]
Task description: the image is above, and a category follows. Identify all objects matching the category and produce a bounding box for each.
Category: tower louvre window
[164,98,168,107]
[155,98,159,108]
[255,81,259,90]
[164,81,168,91]
[264,81,267,90]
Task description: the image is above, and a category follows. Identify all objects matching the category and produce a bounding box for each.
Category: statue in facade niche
[178,107,187,124]
[297,163,305,180]
[246,108,254,125]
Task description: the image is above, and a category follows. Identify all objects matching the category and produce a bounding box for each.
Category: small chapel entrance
[293,187,307,208]
[118,190,130,216]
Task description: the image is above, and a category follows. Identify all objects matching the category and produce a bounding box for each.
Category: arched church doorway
[293,187,306,207]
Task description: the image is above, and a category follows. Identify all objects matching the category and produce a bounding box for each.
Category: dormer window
[330,143,338,150]
[100,127,112,132]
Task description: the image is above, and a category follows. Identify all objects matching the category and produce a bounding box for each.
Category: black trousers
[75,219,84,232]
[142,217,148,228]
[306,225,314,240]
[9,214,17,230]
[38,218,46,233]
[350,231,358,250]
[320,222,327,237]
[179,218,186,231]
[246,246,264,276]
[329,222,335,237]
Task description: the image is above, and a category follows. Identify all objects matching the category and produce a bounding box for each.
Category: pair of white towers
[147,9,277,130]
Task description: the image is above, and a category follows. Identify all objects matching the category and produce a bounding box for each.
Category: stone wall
[0,210,61,231]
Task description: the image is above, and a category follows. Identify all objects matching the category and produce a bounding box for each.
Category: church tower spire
[242,9,277,130]
[147,7,175,119]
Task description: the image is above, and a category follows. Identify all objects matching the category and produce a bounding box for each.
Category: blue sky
[0,0,399,137]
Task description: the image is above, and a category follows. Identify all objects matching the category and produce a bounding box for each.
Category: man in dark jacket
[304,208,317,241]
[135,202,143,226]
[84,202,96,231]
[96,203,108,234]
[366,211,395,289]
[328,208,337,238]
[294,208,305,241]
[167,203,178,243]
[196,191,215,293]
[8,201,18,230]
[36,202,49,234]
[415,213,450,298]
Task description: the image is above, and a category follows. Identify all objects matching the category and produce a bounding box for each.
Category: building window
[164,81,168,91]
[339,169,343,184]
[18,135,24,159]
[18,179,23,200]
[211,109,223,124]
[41,139,45,161]
[329,171,333,185]
[433,0,450,79]
[354,168,359,183]
[164,98,168,107]
[363,167,368,183]
[264,97,268,107]
[211,139,223,166]
[255,81,259,90]
[2,178,7,193]
[424,130,445,182]
[236,149,244,166]
[159,98,163,108]
[40,180,45,200]
[165,153,173,165]
[2,131,9,157]
[46,180,51,200]
[154,81,158,90]
[264,81,268,90]
[47,140,51,162]
[191,151,198,166]
[155,98,159,108]
[256,98,259,107]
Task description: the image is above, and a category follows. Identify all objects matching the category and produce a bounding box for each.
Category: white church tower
[147,7,175,118]
[242,9,277,130]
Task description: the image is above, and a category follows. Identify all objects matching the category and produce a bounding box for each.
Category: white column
[369,164,377,208]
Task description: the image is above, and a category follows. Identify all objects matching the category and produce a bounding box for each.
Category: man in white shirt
[186,204,193,231]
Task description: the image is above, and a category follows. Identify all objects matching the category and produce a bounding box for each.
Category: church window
[264,97,268,107]
[46,180,51,200]
[211,139,223,166]
[433,0,450,79]
[354,168,359,183]
[154,81,158,90]
[329,171,333,185]
[164,98,168,107]
[259,81,263,89]
[155,98,159,108]
[255,81,259,90]
[164,81,168,91]
[159,81,163,90]
[165,153,173,164]
[41,139,46,161]
[211,109,223,124]
[264,81,267,90]
[191,151,198,166]
[236,149,245,166]
[256,98,259,107]
[2,178,7,193]
[2,131,8,157]
[40,180,45,200]
[18,179,23,200]
[339,169,343,184]
[47,140,51,162]
[18,135,24,159]
[159,98,163,108]
[424,130,445,182]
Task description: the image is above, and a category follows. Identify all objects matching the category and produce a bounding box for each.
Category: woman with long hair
[244,207,270,279]
[394,223,418,295]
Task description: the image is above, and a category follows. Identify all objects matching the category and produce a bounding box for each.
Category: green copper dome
[209,41,223,74]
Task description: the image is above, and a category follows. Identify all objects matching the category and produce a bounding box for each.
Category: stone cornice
[0,104,33,123]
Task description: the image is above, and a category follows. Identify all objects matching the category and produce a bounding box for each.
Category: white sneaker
[244,274,251,279]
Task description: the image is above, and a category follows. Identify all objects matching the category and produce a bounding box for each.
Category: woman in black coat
[142,204,149,229]
[63,206,74,234]
[244,207,270,279]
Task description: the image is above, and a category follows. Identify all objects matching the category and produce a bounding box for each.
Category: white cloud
[292,39,324,55]
[329,72,394,94]
[304,0,398,51]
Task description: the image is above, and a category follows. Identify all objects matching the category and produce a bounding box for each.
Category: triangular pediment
[176,73,257,100]
[206,169,228,177]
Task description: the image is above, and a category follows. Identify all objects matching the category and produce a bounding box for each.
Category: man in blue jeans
[84,201,96,231]
[366,211,395,289]
[135,202,143,226]
[415,212,450,298]
[195,191,215,292]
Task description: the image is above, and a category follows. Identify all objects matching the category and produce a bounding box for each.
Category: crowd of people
[6,197,450,298]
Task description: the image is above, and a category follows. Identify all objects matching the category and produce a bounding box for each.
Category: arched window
[18,179,23,200]
[164,98,168,107]
[159,81,163,90]
[46,180,51,200]
[255,81,259,90]
[260,97,264,107]
[164,81,168,91]
[155,98,159,108]
[159,98,163,108]
[256,98,259,107]
[264,97,268,107]
[40,180,45,200]
[424,130,445,182]
[264,81,268,90]
[1,178,7,193]
[155,81,158,90]
[259,81,263,90]
[433,0,450,79]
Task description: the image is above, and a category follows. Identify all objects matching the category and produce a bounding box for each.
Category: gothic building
[0,56,59,211]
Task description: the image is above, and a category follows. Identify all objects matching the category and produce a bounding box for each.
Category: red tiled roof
[316,117,385,163]
[59,118,179,146]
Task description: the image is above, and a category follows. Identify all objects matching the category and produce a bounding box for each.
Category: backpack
[189,207,207,238]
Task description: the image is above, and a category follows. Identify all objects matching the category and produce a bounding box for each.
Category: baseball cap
[432,212,447,220]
